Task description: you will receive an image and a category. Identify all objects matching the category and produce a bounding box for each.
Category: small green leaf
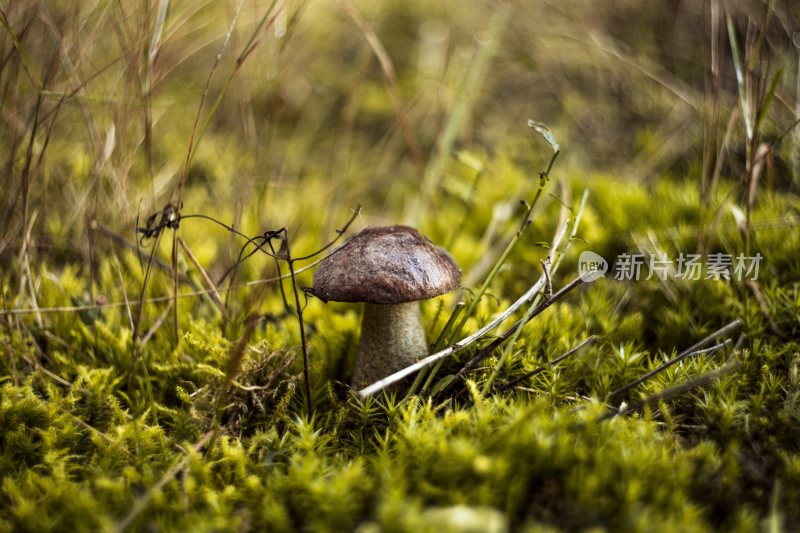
[429,375,455,396]
[757,67,783,132]
[726,14,752,140]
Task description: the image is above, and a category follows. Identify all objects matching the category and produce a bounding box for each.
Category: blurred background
[1,0,799,339]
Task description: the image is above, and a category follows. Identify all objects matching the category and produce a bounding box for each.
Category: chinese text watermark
[579,251,762,283]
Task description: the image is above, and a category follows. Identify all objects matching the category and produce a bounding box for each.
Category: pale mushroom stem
[351,301,429,390]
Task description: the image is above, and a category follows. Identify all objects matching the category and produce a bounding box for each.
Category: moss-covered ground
[2,1,800,531]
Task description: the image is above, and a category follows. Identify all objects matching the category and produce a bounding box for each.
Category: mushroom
[313,225,461,390]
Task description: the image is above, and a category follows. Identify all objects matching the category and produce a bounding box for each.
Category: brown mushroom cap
[313,225,461,304]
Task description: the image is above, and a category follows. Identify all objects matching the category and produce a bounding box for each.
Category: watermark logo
[578,251,763,282]
[578,251,608,282]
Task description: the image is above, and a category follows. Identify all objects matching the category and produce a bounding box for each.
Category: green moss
[2,165,800,530]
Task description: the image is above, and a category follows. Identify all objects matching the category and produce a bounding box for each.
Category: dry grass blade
[408,5,510,225]
[139,300,174,348]
[337,0,424,182]
[747,280,785,338]
[598,360,743,423]
[177,236,227,320]
[607,318,744,400]
[110,243,135,331]
[223,314,258,390]
[0,6,43,87]
[583,30,700,111]
[1,290,19,388]
[18,211,41,328]
[172,0,246,204]
[453,277,586,392]
[496,335,596,393]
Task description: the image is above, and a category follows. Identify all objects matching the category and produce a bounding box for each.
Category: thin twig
[129,221,166,389]
[359,190,586,399]
[284,237,313,418]
[177,236,227,319]
[110,243,135,331]
[495,335,596,394]
[139,300,174,348]
[410,149,561,397]
[0,207,354,319]
[357,275,546,398]
[597,360,742,423]
[91,221,192,284]
[293,205,362,261]
[606,318,743,400]
[450,276,584,392]
[480,186,579,394]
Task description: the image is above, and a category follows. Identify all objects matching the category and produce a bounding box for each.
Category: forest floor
[1,1,800,531]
